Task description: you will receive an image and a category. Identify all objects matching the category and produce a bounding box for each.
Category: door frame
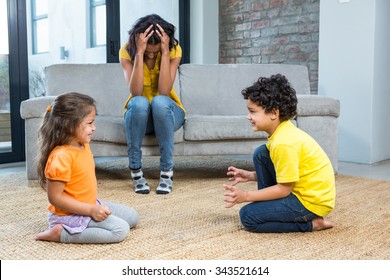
[0,0,28,164]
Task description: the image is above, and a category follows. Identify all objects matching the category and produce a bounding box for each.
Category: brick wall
[0,111,11,142]
[219,0,320,94]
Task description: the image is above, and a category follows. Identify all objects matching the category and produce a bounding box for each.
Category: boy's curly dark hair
[241,74,298,121]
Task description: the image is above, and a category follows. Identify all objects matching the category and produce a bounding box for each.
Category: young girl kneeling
[35,92,139,243]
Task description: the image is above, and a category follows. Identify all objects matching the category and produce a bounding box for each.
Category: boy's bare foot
[35,224,62,242]
[312,217,333,231]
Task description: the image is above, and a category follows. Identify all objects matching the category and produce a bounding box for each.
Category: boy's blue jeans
[124,96,185,172]
[239,144,319,233]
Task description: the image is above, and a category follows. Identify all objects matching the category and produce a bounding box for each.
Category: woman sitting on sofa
[119,14,185,195]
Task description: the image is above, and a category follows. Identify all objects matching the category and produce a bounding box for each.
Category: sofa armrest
[20,96,56,119]
[20,96,58,180]
[297,95,340,117]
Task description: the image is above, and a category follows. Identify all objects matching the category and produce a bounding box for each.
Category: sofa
[20,63,340,180]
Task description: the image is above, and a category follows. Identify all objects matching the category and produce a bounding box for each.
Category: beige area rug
[0,156,389,260]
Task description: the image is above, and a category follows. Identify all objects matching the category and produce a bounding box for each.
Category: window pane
[95,5,106,46]
[0,0,11,152]
[35,18,48,53]
[34,0,48,16]
[27,0,107,102]
[92,0,105,5]
[0,0,8,54]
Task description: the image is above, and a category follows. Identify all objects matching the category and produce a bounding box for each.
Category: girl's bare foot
[312,217,333,231]
[35,224,62,242]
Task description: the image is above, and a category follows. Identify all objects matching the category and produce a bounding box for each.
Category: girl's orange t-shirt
[45,143,97,216]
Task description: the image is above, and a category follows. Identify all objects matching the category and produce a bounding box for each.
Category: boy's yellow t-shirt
[266,120,336,217]
[45,143,97,216]
[119,42,185,114]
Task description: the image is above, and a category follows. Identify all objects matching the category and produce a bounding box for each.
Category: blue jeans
[124,95,185,171]
[239,144,319,233]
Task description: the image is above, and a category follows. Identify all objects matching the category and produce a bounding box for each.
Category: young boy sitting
[223,74,335,233]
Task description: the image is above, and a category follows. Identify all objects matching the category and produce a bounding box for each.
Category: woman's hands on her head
[136,24,154,55]
[155,23,170,55]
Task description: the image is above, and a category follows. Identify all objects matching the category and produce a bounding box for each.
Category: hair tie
[46,105,52,112]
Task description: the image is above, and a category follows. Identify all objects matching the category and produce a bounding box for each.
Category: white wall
[120,0,220,64]
[26,0,106,98]
[318,0,390,164]
[372,0,390,162]
[190,0,219,64]
[120,0,179,47]
[27,0,106,70]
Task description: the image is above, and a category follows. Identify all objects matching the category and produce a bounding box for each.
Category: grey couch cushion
[184,115,267,141]
[93,116,184,145]
[179,64,310,116]
[45,63,128,117]
[297,95,340,117]
[45,63,181,118]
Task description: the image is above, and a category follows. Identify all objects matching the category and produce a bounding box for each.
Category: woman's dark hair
[241,74,298,121]
[126,14,178,60]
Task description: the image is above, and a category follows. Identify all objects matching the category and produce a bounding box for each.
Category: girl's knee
[126,208,139,228]
[112,219,131,243]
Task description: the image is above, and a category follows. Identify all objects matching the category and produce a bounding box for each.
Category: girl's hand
[227,166,252,185]
[90,204,111,222]
[155,23,170,55]
[223,184,248,208]
[136,24,154,55]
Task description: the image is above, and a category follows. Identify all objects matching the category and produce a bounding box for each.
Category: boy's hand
[227,166,250,185]
[223,184,248,208]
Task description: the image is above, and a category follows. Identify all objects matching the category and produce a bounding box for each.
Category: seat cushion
[183,115,268,141]
[179,64,311,116]
[93,116,184,145]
